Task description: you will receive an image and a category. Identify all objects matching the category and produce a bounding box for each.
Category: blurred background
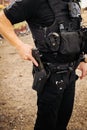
[0,1,87,130]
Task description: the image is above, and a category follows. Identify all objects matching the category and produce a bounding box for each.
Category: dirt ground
[0,11,87,130]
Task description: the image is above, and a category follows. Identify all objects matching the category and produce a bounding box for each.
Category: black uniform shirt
[4,0,54,27]
[4,0,79,63]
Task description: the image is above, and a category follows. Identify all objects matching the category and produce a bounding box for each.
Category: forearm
[0,10,38,66]
[0,10,24,49]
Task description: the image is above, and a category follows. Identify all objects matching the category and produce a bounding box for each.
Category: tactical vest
[30,0,83,56]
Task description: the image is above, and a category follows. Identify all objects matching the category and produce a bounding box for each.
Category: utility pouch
[32,49,48,94]
[59,31,82,54]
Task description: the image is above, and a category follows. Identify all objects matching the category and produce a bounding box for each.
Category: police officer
[0,0,87,130]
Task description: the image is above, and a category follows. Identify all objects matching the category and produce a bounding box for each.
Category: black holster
[32,67,48,94]
[32,49,49,94]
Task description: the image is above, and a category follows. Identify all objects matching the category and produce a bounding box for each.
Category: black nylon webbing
[47,0,69,21]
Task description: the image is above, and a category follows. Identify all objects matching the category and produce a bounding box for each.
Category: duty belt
[45,62,76,74]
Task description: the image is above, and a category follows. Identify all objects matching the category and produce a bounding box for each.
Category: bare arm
[0,10,38,66]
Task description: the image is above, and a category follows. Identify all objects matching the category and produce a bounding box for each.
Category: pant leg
[34,71,77,130]
[56,71,76,130]
[34,73,66,130]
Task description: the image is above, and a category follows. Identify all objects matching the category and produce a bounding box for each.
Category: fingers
[24,55,38,66]
[79,69,87,79]
[20,51,38,66]
[18,44,38,66]
[30,55,38,67]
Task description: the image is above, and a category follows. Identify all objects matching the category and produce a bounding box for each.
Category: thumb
[79,69,86,79]
[79,71,83,79]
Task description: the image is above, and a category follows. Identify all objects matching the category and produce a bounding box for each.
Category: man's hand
[77,62,87,79]
[0,11,38,67]
[17,43,38,67]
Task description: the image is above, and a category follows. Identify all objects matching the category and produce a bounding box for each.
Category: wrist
[15,40,25,50]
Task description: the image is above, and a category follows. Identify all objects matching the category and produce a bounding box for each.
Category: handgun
[32,48,44,70]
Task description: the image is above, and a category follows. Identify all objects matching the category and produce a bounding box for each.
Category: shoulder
[3,0,36,24]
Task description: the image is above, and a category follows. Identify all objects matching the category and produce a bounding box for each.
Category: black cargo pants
[34,70,77,130]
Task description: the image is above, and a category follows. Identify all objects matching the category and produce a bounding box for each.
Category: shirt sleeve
[4,0,35,24]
